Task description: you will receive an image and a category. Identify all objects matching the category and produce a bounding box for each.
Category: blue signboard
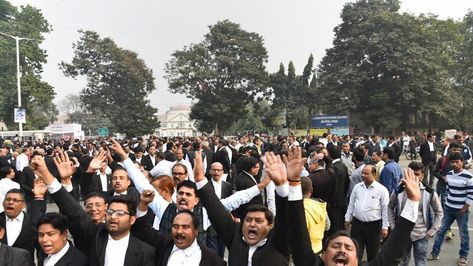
[311,115,348,128]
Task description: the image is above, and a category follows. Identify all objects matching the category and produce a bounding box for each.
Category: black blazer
[80,171,112,197]
[198,181,289,266]
[288,198,415,266]
[202,148,214,177]
[92,173,112,192]
[208,179,233,199]
[142,154,158,171]
[128,152,136,162]
[0,199,46,260]
[38,243,88,266]
[331,160,350,209]
[0,243,33,266]
[0,155,13,168]
[107,187,141,207]
[419,141,437,165]
[18,166,35,203]
[132,215,225,266]
[389,143,401,163]
[233,172,263,219]
[50,186,156,266]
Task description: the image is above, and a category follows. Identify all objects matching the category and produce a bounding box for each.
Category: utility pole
[0,32,35,141]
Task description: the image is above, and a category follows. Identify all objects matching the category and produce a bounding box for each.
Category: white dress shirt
[428,141,435,152]
[44,241,70,266]
[98,172,108,192]
[167,239,201,266]
[211,179,222,199]
[345,181,390,229]
[6,211,24,246]
[104,233,130,266]
[0,178,20,212]
[15,153,29,172]
[114,190,128,196]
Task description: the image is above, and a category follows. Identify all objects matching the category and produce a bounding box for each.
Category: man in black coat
[207,162,234,256]
[387,136,401,163]
[0,187,46,261]
[214,139,232,176]
[326,145,350,234]
[36,213,88,266]
[142,145,159,171]
[367,135,381,157]
[17,166,36,208]
[164,142,176,162]
[233,157,263,220]
[132,191,225,266]
[0,146,13,168]
[419,134,437,187]
[107,168,141,207]
[0,215,33,266]
[194,150,290,266]
[30,153,156,266]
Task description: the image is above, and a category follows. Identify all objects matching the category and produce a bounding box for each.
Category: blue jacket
[379,160,402,194]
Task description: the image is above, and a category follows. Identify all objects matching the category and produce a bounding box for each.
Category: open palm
[53,151,77,178]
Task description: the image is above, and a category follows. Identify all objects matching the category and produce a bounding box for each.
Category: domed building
[157,104,199,137]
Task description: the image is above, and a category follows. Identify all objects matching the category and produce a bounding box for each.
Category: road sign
[98,127,109,136]
[311,115,348,128]
[14,108,26,123]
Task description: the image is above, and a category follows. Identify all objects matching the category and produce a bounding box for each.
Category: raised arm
[194,151,237,247]
[262,151,292,255]
[281,147,319,266]
[30,153,98,254]
[29,178,47,226]
[110,139,170,219]
[131,190,169,253]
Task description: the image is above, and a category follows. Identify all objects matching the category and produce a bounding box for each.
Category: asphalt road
[45,156,472,265]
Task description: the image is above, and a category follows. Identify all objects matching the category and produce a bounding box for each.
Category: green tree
[270,55,318,130]
[165,20,269,133]
[61,30,159,137]
[269,63,288,128]
[317,0,459,132]
[455,11,473,130]
[0,1,57,130]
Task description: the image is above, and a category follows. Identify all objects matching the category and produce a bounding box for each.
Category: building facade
[157,104,199,137]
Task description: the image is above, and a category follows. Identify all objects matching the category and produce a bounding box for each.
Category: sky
[6,0,473,114]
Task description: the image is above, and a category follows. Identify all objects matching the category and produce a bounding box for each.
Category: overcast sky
[6,0,473,114]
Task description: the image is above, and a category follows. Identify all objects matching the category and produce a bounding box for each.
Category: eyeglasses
[106,209,130,217]
[4,198,24,203]
[211,169,223,172]
[172,172,186,176]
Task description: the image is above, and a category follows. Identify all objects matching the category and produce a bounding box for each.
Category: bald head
[210,162,224,181]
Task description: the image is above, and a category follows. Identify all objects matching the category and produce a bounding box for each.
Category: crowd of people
[0,131,471,266]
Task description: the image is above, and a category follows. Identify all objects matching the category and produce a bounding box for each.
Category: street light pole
[0,32,34,141]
